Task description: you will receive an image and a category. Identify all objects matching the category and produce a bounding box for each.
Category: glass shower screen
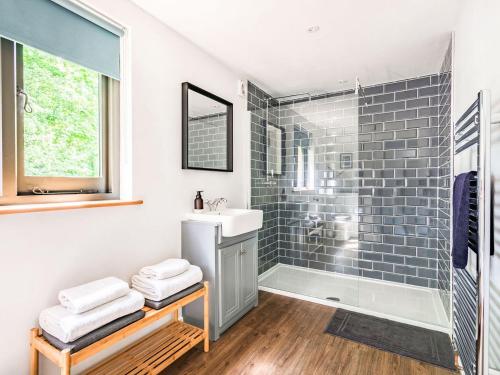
[259,91,361,308]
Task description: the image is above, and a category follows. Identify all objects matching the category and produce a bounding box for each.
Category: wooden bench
[30,282,209,375]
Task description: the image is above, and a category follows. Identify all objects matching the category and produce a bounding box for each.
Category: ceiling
[131,0,461,96]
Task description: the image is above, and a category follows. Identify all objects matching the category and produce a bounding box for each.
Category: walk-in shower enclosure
[248,45,452,330]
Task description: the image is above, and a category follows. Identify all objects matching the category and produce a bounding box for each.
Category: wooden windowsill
[0,199,143,215]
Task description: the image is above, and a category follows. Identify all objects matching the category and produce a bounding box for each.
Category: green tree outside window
[23,45,100,177]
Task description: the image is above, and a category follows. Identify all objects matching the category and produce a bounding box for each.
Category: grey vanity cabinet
[218,237,257,327]
[218,243,241,326]
[181,221,258,341]
[239,238,258,305]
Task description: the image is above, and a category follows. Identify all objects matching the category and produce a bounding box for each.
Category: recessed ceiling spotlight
[338,79,348,85]
[306,25,320,33]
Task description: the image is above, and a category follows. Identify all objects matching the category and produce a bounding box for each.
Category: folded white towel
[132,265,202,301]
[58,277,130,314]
[139,258,190,280]
[40,290,144,343]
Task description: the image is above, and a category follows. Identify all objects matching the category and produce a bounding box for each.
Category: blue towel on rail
[452,171,477,268]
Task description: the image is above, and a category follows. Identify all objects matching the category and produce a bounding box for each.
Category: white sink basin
[186,208,263,237]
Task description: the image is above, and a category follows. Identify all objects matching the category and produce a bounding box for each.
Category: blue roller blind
[0,0,122,80]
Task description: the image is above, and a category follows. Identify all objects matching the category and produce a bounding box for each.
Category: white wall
[0,0,249,373]
[453,0,500,117]
[453,0,500,372]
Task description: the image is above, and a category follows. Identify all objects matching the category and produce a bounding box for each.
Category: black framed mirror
[182,82,233,171]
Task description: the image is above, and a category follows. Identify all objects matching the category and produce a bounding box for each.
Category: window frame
[0,38,121,205]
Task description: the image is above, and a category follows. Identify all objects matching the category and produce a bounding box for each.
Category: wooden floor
[163,291,456,375]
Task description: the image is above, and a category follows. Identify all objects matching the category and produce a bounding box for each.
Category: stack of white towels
[132,259,202,301]
[39,277,144,343]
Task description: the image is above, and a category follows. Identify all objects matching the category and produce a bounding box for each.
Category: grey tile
[396,129,418,139]
[383,273,405,283]
[362,142,383,151]
[384,81,407,93]
[384,101,406,112]
[406,256,429,267]
[418,268,437,279]
[359,114,373,124]
[384,216,404,225]
[418,107,438,117]
[394,226,416,236]
[418,147,438,157]
[384,121,406,131]
[362,269,383,280]
[373,262,394,272]
[364,85,384,95]
[363,251,383,261]
[361,123,383,133]
[406,159,429,168]
[419,127,439,137]
[417,248,438,258]
[363,104,384,115]
[372,243,394,253]
[407,76,431,89]
[373,131,395,141]
[395,149,417,158]
[358,260,373,269]
[383,254,405,264]
[385,159,405,168]
[383,235,405,245]
[395,109,418,120]
[406,138,429,148]
[394,246,417,256]
[406,276,429,287]
[406,98,430,108]
[406,237,428,247]
[395,265,417,276]
[373,93,395,104]
[418,86,439,97]
[395,89,418,100]
[309,261,326,271]
[373,112,395,123]
[384,140,405,149]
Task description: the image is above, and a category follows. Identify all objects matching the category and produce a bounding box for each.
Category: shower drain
[326,297,340,302]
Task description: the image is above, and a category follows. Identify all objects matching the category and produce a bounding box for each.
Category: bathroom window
[293,126,315,191]
[0,39,120,203]
[295,145,315,191]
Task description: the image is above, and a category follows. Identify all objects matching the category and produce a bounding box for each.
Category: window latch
[16,86,33,113]
[32,187,95,195]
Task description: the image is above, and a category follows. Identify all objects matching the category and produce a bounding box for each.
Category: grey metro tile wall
[187,113,227,169]
[249,74,448,289]
[356,75,441,288]
[248,82,280,275]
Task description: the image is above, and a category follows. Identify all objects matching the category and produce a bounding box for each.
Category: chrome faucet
[206,198,228,211]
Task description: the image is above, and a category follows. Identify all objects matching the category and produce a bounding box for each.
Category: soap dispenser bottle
[194,191,204,212]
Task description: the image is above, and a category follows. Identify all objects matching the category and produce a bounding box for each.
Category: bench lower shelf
[85,321,205,375]
[30,282,209,375]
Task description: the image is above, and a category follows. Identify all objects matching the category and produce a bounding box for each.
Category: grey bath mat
[325,309,455,370]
